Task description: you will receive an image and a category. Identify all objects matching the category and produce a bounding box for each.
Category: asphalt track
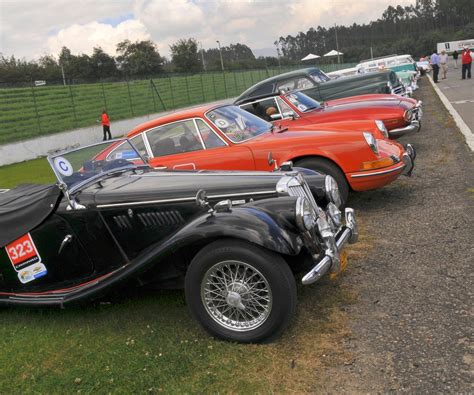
[328,76,474,393]
[437,60,474,129]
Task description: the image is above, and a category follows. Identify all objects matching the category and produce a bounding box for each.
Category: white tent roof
[324,50,343,57]
[301,53,320,61]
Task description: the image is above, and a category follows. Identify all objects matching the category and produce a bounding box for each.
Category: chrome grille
[286,176,322,218]
[391,85,405,95]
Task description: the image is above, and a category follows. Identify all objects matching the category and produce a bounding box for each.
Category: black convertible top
[0,184,61,247]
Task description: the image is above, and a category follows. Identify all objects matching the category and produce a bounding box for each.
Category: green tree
[170,38,200,72]
[116,40,164,77]
[91,47,117,78]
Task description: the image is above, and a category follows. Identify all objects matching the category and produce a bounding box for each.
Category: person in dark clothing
[452,50,459,69]
[101,110,112,140]
[430,50,440,83]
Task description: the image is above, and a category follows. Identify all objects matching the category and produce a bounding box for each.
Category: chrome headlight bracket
[324,175,342,208]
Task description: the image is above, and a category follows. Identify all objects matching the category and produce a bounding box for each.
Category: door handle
[58,234,73,254]
[154,165,168,170]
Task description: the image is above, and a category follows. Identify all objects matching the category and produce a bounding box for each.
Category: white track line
[427,76,474,152]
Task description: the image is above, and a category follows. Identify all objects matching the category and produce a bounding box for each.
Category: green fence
[0,63,356,145]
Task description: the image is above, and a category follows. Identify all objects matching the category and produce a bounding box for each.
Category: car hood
[77,169,325,207]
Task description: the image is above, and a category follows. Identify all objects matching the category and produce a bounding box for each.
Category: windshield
[47,139,147,192]
[284,91,321,112]
[206,105,271,143]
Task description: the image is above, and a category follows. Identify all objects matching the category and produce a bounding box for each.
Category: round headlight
[324,175,342,208]
[375,120,388,139]
[295,197,315,231]
[327,202,342,228]
[363,131,379,155]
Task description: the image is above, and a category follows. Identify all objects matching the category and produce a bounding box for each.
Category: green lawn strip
[0,157,55,188]
[0,280,355,393]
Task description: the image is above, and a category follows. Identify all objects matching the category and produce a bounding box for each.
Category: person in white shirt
[439,50,449,79]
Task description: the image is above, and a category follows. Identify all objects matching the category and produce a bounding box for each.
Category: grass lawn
[0,157,366,393]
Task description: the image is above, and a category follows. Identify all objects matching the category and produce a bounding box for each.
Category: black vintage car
[235,67,406,103]
[0,140,357,343]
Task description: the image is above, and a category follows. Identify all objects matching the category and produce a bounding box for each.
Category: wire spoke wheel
[201,260,273,332]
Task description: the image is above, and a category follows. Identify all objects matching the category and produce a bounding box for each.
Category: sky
[0,0,415,61]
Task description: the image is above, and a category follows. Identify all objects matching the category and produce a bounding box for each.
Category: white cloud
[0,0,416,60]
[47,20,151,56]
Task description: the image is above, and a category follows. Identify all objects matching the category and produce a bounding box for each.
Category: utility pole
[216,40,224,71]
[60,63,66,86]
[334,23,340,64]
[200,42,206,71]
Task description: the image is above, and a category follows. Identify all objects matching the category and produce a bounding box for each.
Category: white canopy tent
[323,50,343,57]
[301,53,320,61]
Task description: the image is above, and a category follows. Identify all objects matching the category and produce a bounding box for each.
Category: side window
[130,134,148,157]
[277,77,314,92]
[277,79,296,92]
[275,98,294,117]
[250,83,275,96]
[196,120,226,149]
[107,141,140,161]
[147,120,203,157]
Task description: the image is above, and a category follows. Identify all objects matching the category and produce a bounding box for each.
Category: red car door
[145,119,256,171]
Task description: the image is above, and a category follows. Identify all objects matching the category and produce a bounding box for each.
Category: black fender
[167,205,303,257]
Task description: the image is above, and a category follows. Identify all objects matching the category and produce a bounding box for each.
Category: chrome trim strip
[350,163,405,178]
[96,190,276,208]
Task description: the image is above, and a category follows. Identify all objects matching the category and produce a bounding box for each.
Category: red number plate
[6,233,41,270]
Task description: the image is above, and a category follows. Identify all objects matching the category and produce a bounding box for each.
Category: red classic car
[124,104,415,204]
[236,91,422,139]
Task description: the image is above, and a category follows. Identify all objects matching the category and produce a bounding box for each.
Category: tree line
[1,0,472,84]
[277,0,473,62]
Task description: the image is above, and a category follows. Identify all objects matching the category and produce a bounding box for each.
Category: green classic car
[236,67,406,103]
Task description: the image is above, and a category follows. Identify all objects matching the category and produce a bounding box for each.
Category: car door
[145,119,256,171]
[1,214,94,292]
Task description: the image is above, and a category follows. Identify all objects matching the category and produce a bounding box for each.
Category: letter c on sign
[54,156,73,176]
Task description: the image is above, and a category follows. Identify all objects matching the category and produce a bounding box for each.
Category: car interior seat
[153,137,176,156]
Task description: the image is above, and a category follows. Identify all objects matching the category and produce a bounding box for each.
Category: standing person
[461,47,472,80]
[439,50,448,79]
[101,109,112,140]
[430,49,440,83]
[452,50,459,69]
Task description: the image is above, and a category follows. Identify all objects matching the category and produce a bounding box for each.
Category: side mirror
[282,111,296,120]
[196,189,209,208]
[267,152,278,170]
[270,113,282,120]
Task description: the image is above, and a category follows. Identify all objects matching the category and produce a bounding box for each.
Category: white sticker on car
[54,156,73,176]
[215,118,229,128]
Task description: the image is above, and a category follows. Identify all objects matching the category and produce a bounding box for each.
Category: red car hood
[322,95,412,112]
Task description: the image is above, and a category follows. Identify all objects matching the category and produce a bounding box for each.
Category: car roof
[127,103,228,136]
[236,67,319,101]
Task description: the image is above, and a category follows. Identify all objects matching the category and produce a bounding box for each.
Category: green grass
[0,157,55,188]
[0,64,356,145]
[0,157,362,393]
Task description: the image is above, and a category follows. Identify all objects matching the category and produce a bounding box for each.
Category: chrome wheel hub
[201,260,272,332]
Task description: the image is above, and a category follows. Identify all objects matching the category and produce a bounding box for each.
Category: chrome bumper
[389,120,421,138]
[402,143,416,176]
[302,208,358,285]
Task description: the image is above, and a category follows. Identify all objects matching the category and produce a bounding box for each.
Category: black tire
[295,157,349,206]
[185,239,297,343]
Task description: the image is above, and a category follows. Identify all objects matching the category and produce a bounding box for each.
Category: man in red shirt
[101,110,112,140]
[461,47,472,80]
